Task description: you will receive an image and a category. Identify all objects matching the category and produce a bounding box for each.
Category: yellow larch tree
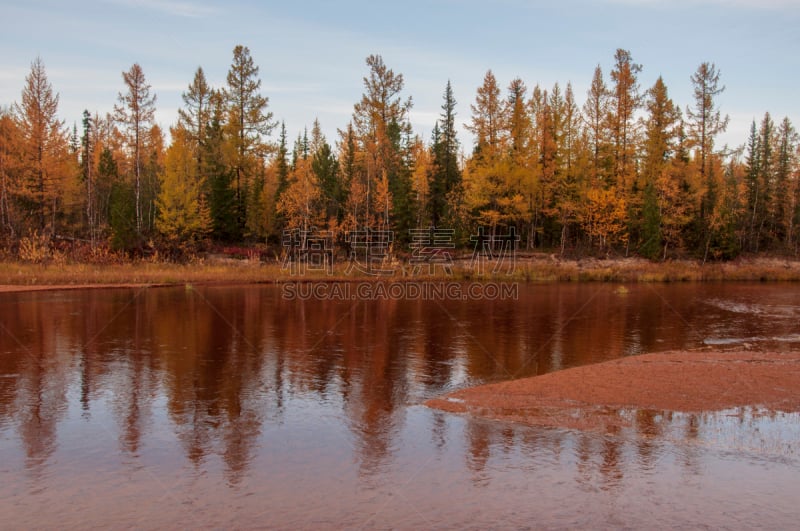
[14,57,71,235]
[155,127,211,243]
[277,156,323,239]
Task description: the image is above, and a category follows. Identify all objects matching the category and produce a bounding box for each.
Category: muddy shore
[426,351,800,432]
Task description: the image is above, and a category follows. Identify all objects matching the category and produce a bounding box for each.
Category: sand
[426,351,800,432]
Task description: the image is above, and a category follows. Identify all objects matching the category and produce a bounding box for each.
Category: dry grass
[1,255,799,287]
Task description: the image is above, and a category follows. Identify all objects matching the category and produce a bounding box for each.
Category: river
[1,282,798,528]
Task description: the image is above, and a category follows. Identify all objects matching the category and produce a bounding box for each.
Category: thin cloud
[606,0,800,9]
[104,0,218,18]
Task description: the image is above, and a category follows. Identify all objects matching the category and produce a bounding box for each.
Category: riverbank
[426,350,800,433]
[1,256,800,288]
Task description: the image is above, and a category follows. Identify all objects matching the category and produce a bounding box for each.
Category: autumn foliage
[1,49,799,262]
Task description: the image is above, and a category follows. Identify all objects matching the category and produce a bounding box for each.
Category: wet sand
[427,351,800,432]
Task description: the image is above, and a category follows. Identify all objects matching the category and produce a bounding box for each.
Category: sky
[1,0,799,152]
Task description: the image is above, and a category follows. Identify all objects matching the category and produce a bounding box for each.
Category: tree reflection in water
[0,283,799,527]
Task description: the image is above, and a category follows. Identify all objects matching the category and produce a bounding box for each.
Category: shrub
[18,231,51,263]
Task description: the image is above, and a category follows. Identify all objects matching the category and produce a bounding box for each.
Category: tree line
[1,46,798,261]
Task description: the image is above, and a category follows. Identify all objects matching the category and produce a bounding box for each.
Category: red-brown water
[1,283,799,528]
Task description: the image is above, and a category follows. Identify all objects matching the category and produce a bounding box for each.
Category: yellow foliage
[580,187,628,249]
[155,128,211,241]
[277,157,323,232]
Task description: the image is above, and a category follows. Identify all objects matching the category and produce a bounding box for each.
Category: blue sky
[2,0,799,150]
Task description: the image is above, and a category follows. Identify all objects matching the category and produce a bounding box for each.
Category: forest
[1,45,798,263]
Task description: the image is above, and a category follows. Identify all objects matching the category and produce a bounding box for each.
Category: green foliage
[312,139,340,222]
[639,182,662,260]
[204,114,238,241]
[430,81,461,227]
[109,180,137,250]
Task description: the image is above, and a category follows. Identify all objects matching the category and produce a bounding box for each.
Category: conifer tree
[114,63,156,236]
[156,127,211,244]
[224,45,275,234]
[639,77,679,258]
[351,54,413,237]
[687,62,728,220]
[583,65,610,186]
[430,80,460,227]
[687,62,729,259]
[0,111,20,237]
[463,70,511,241]
[744,120,761,250]
[204,92,238,240]
[774,118,797,246]
[178,67,212,177]
[609,49,641,191]
[758,113,775,247]
[80,110,97,242]
[309,121,340,224]
[14,57,70,234]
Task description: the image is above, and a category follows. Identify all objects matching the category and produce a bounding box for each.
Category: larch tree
[561,83,582,180]
[639,76,680,259]
[687,62,728,219]
[410,135,432,227]
[466,70,505,159]
[580,187,628,251]
[501,78,530,242]
[506,78,531,165]
[178,67,212,178]
[113,62,156,236]
[340,122,369,232]
[309,118,325,155]
[0,110,19,237]
[224,45,275,234]
[583,65,610,187]
[534,86,558,246]
[351,54,413,235]
[687,62,729,260]
[659,115,693,257]
[156,126,211,244]
[14,57,70,234]
[276,155,323,245]
[463,70,509,240]
[609,49,642,191]
[553,83,584,253]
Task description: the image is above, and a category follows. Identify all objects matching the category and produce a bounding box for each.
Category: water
[1,282,799,528]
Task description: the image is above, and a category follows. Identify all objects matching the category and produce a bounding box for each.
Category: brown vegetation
[1,255,800,288]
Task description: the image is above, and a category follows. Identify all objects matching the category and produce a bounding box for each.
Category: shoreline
[0,283,171,294]
[426,350,800,433]
[1,256,800,288]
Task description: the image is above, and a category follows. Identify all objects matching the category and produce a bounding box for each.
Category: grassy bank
[2,255,800,287]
